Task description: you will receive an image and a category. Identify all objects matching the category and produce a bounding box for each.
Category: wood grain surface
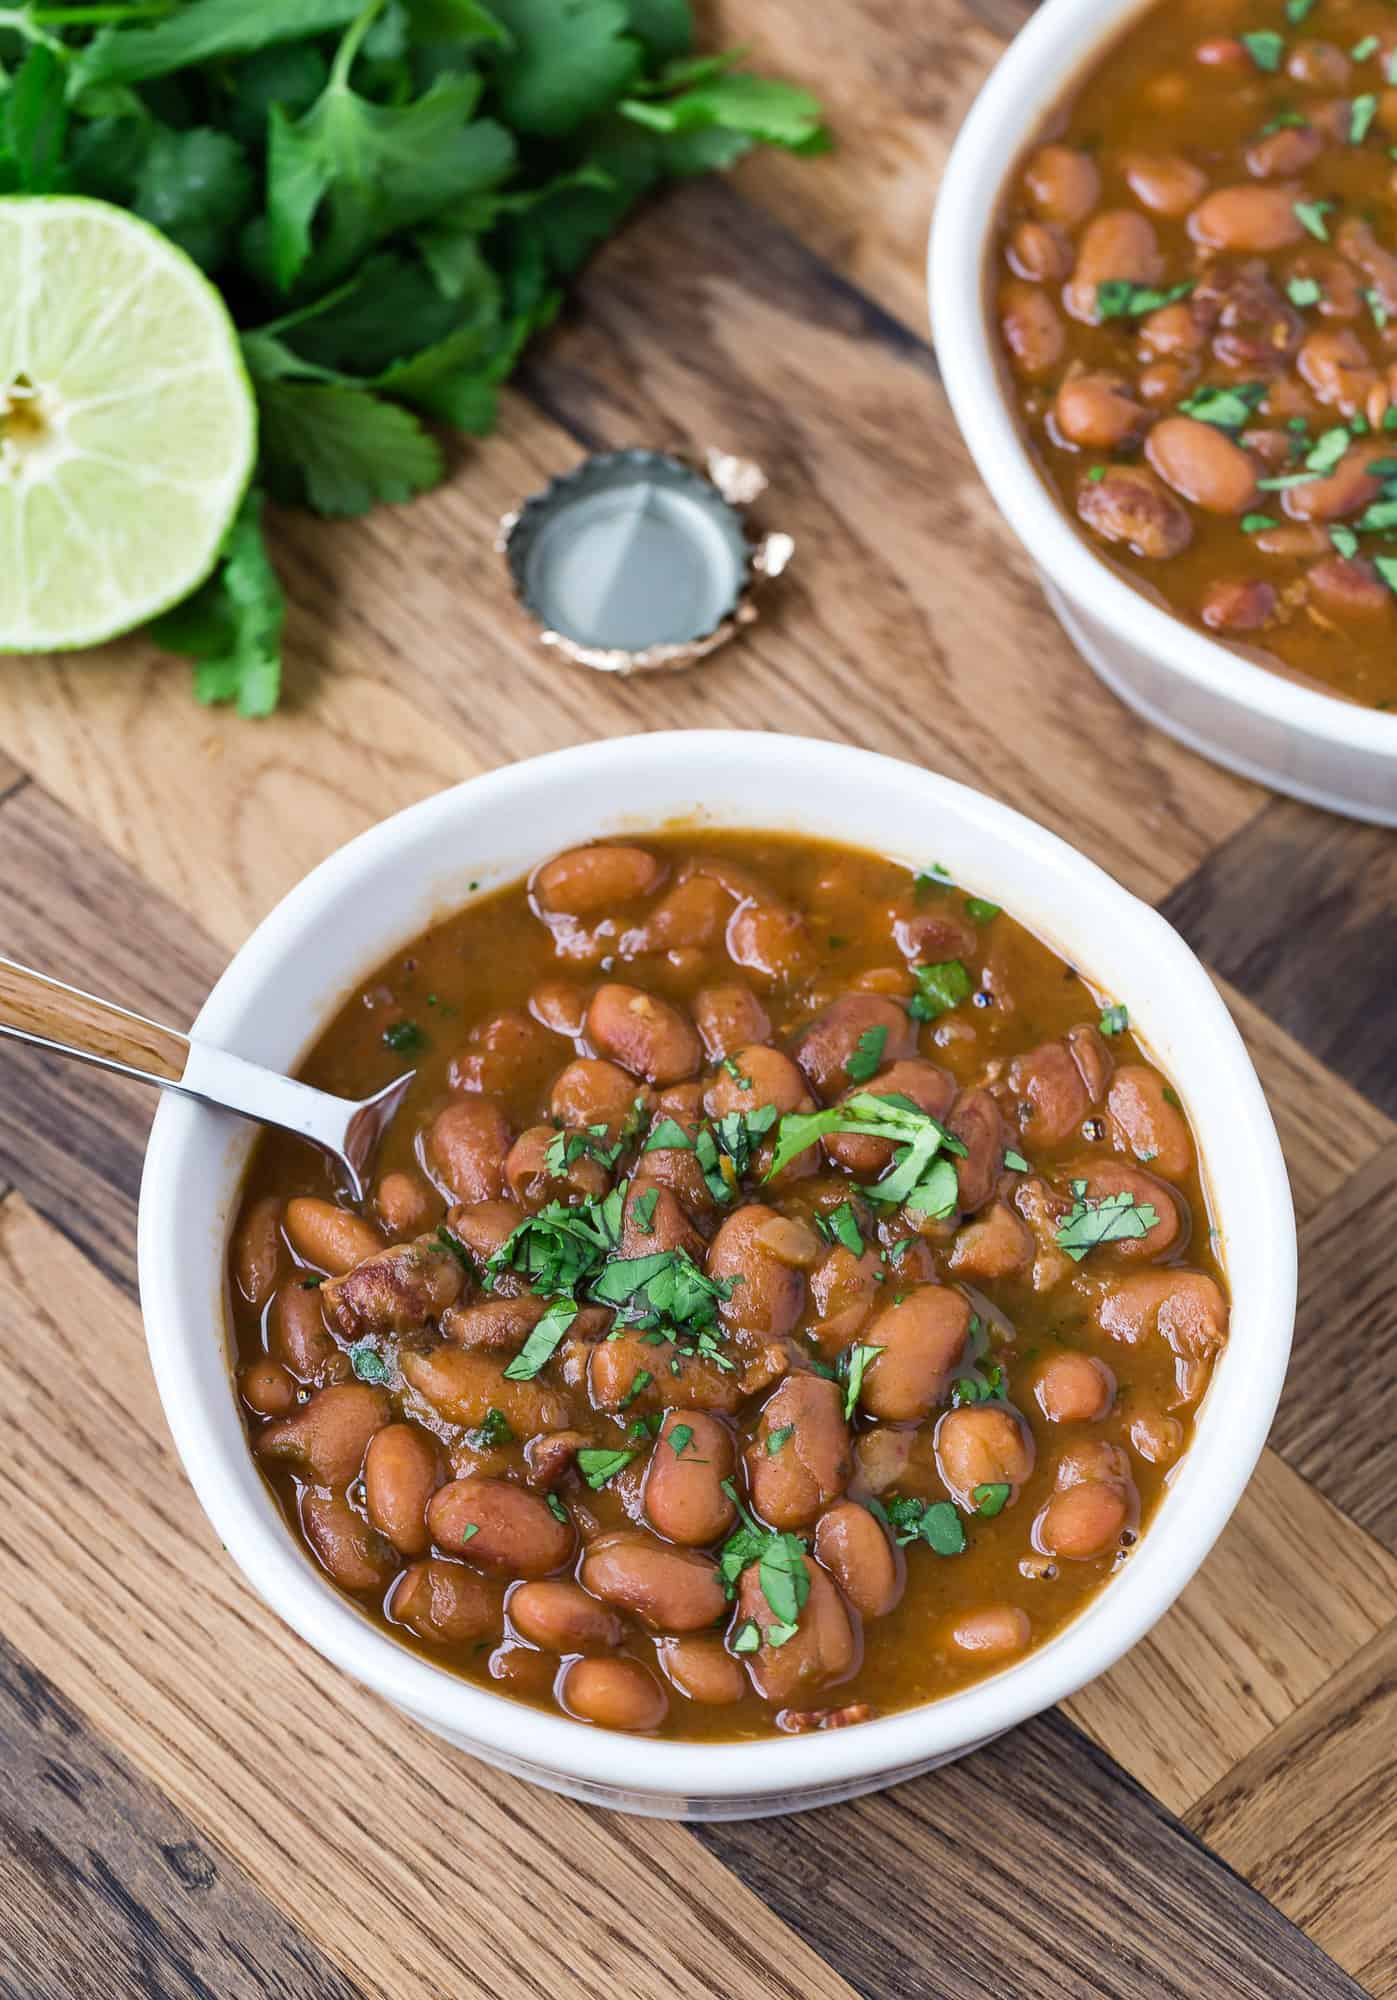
[1,2,1394,1995]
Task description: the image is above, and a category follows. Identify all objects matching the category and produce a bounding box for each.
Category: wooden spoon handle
[0,956,189,1083]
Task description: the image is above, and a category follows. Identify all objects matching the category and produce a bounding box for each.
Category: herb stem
[330,0,387,93]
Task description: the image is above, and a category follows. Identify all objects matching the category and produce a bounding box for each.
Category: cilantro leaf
[882,1495,966,1556]
[257,381,444,517]
[502,1297,579,1380]
[488,0,645,137]
[1099,1003,1129,1037]
[148,490,285,718]
[824,1201,864,1256]
[4,46,67,195]
[1054,1182,1159,1262]
[838,1342,884,1420]
[348,1338,391,1384]
[69,0,368,91]
[845,1024,888,1083]
[133,127,256,273]
[908,959,971,1022]
[620,70,827,149]
[1095,278,1194,321]
[577,1447,636,1488]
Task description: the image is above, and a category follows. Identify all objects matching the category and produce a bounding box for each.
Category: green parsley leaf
[382,1018,425,1053]
[758,1531,811,1626]
[502,1297,580,1380]
[1351,93,1379,143]
[825,1201,865,1256]
[908,958,972,1022]
[883,1495,966,1556]
[845,1024,888,1083]
[965,897,1001,924]
[1099,1003,1129,1036]
[838,1342,885,1419]
[1294,199,1335,241]
[1095,278,1194,321]
[1055,1181,1160,1262]
[258,381,445,519]
[1286,277,1322,308]
[1004,1150,1030,1173]
[974,1482,1011,1518]
[766,1425,795,1455]
[1240,29,1285,70]
[591,1248,734,1328]
[766,1089,964,1218]
[467,1407,515,1449]
[577,1447,637,1489]
[1178,382,1267,430]
[1307,426,1351,474]
[668,1422,695,1456]
[488,1188,624,1295]
[348,1340,391,1384]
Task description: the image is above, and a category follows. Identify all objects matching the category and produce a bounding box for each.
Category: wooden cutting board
[1,3,1394,1993]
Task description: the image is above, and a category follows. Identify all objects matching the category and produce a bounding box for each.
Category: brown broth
[229,832,1227,1742]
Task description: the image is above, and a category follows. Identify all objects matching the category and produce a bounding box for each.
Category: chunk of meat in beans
[230,830,1226,1743]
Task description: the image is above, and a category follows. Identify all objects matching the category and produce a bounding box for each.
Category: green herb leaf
[1306,426,1351,474]
[257,381,445,518]
[908,958,972,1022]
[545,1492,569,1524]
[883,1495,966,1556]
[487,1188,624,1295]
[4,46,68,195]
[1330,524,1360,559]
[348,1339,391,1384]
[459,1521,480,1543]
[1351,93,1379,143]
[1099,1003,1129,1037]
[1240,28,1285,70]
[758,1530,811,1626]
[1177,381,1267,430]
[1286,0,1317,20]
[973,1482,1011,1517]
[825,1201,865,1256]
[668,1422,695,1456]
[1241,512,1279,533]
[645,1116,696,1152]
[766,1424,794,1455]
[149,490,285,718]
[1054,1181,1160,1262]
[1351,34,1379,62]
[70,0,367,92]
[731,1618,760,1653]
[1294,198,1334,241]
[965,896,1001,923]
[467,1407,515,1448]
[838,1341,884,1419]
[845,1024,888,1083]
[1095,278,1194,321]
[382,1018,424,1053]
[1287,276,1322,308]
[1375,554,1397,596]
[631,1187,660,1235]
[502,1297,579,1379]
[577,1447,636,1489]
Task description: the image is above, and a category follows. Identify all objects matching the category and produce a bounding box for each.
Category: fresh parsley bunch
[0,0,826,713]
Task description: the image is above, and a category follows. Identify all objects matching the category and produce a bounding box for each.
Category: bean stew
[994,0,1397,708]
[229,834,1228,1740]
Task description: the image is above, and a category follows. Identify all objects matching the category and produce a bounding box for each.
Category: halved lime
[0,197,256,652]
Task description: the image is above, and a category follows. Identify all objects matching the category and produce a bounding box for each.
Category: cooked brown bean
[561,1655,668,1731]
[1096,1269,1227,1401]
[825,1059,956,1178]
[1006,218,1074,283]
[256,1383,391,1487]
[1122,152,1208,215]
[588,1328,740,1415]
[301,1494,397,1592]
[1000,279,1066,378]
[323,1236,463,1339]
[268,1280,342,1383]
[375,1169,438,1237]
[1106,1065,1194,1178]
[586,983,701,1085]
[707,1204,806,1339]
[528,978,589,1037]
[619,874,729,955]
[426,1098,512,1204]
[1297,330,1378,416]
[655,1634,747,1705]
[1287,38,1350,88]
[1245,122,1324,178]
[239,1357,297,1418]
[1022,143,1100,224]
[946,1605,1031,1660]
[1200,576,1279,633]
[440,1293,546,1352]
[1033,1351,1114,1424]
[446,1198,522,1263]
[1146,415,1258,515]
[1188,184,1306,253]
[390,1558,497,1643]
[1077,464,1193,559]
[1007,1032,1104,1146]
[233,1195,283,1307]
[892,906,978,965]
[705,1043,812,1121]
[580,1531,726,1631]
[1307,553,1394,614]
[946,1087,1008,1214]
[746,1374,851,1529]
[1064,211,1163,322]
[1053,371,1146,451]
[726,897,813,985]
[508,1577,623,1653]
[1130,1410,1185,1465]
[1284,449,1383,524]
[402,1346,570,1433]
[618,1179,706,1260]
[806,1243,882,1353]
[505,1122,610,1210]
[735,1558,856,1706]
[364,1421,443,1555]
[860,1286,971,1423]
[791,994,917,1102]
[692,982,771,1060]
[533,844,664,916]
[449,1011,558,1097]
[935,1404,1034,1507]
[427,1476,573,1575]
[644,1410,737,1545]
[1035,1479,1131,1561]
[549,1058,647,1138]
[814,1501,902,1619]
[283,1196,382,1276]
[948,1201,1034,1282]
[1058,1159,1183,1262]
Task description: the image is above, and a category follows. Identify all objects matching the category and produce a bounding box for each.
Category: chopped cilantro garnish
[1375,554,1397,596]
[1351,34,1379,62]
[646,1116,696,1153]
[909,958,972,1022]
[668,1422,695,1456]
[459,1522,480,1544]
[838,1342,885,1419]
[502,1297,579,1381]
[1368,289,1391,330]
[974,1482,1011,1518]
[1351,92,1379,143]
[881,1495,966,1556]
[631,1188,660,1236]
[825,1200,865,1255]
[1055,1180,1160,1262]
[577,1448,636,1490]
[467,1407,515,1450]
[1086,464,1107,483]
[545,1124,622,1175]
[382,1019,424,1054]
[846,1024,888,1083]
[768,1089,965,1218]
[1178,381,1267,430]
[1240,28,1284,70]
[1286,276,1322,308]
[1330,524,1360,559]
[348,1340,390,1385]
[913,864,951,898]
[1306,426,1351,475]
[487,1189,624,1296]
[1096,278,1194,321]
[1286,0,1317,20]
[591,1248,735,1330]
[1099,1003,1129,1036]
[1241,513,1279,533]
[721,1054,753,1089]
[545,1493,569,1525]
[1294,199,1334,241]
[766,1424,795,1455]
[731,1620,761,1654]
[965,896,1001,923]
[1004,1150,1030,1173]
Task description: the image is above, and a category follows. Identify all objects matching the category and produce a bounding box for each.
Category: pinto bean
[1006,218,1074,283]
[1022,143,1101,225]
[708,1204,806,1339]
[375,1170,438,1237]
[448,1011,557,1097]
[1189,184,1306,253]
[427,1476,573,1575]
[860,1286,972,1423]
[735,1558,856,1706]
[948,1200,1034,1282]
[893,907,978,966]
[1285,449,1383,524]
[705,1043,811,1120]
[814,1501,902,1620]
[1139,299,1205,358]
[791,994,917,1102]
[824,1059,956,1178]
[1096,1269,1227,1402]
[806,1244,882,1355]
[946,1605,1031,1660]
[1035,1479,1131,1560]
[644,1410,737,1544]
[725,898,813,985]
[1201,576,1279,632]
[391,1558,497,1643]
[1000,278,1065,378]
[1008,1035,1099,1146]
[508,1577,623,1653]
[935,1404,1034,1506]
[323,1236,463,1339]
[1012,1176,1075,1293]
[505,1123,610,1210]
[1130,1409,1186,1465]
[528,979,589,1037]
[1146,415,1258,514]
[445,1199,522,1265]
[256,1383,391,1487]
[364,1422,443,1556]
[692,983,771,1060]
[301,1493,397,1592]
[426,1098,511,1204]
[401,1346,571,1433]
[854,1425,914,1495]
[580,1532,726,1631]
[1065,211,1164,322]
[619,1179,706,1260]
[233,1195,283,1307]
[1308,553,1395,614]
[1106,1065,1193,1178]
[619,874,729,956]
[655,1634,747,1705]
[1287,38,1350,88]
[946,1088,1007,1214]
[549,1058,648,1139]
[1245,123,1324,178]
[746,1374,851,1529]
[239,1357,298,1418]
[533,844,664,916]
[1297,330,1379,416]
[588,1328,740,1415]
[1033,1351,1114,1424]
[561,1656,668,1731]
[268,1280,342,1384]
[1078,464,1193,559]
[1053,371,1146,450]
[586,984,701,1085]
[1123,152,1209,216]
[1058,1159,1184,1262]
[283,1197,382,1276]
[441,1293,546,1352]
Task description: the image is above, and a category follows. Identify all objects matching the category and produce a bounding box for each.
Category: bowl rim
[137,730,1296,1801]
[928,0,1397,758]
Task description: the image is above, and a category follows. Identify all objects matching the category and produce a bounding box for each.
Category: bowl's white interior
[138,732,1295,1801]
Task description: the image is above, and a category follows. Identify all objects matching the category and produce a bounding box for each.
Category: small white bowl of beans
[138,732,1294,1818]
[931,0,1397,823]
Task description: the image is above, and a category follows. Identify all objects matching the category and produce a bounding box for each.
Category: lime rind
[0,196,257,653]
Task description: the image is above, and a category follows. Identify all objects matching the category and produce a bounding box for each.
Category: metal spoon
[0,955,412,1203]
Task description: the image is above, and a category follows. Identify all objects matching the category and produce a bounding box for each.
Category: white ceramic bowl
[930,0,1397,826]
[138,731,1295,1819]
